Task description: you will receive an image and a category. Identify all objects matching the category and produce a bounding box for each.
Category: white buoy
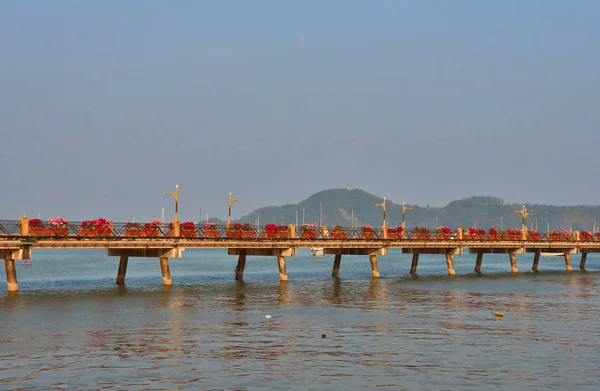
[265,315,272,319]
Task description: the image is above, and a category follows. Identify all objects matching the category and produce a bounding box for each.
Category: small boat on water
[539,252,563,256]
[310,247,324,257]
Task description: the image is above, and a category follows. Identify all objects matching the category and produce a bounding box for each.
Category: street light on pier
[227,192,240,227]
[401,202,413,230]
[375,197,387,238]
[165,185,179,235]
[515,205,532,232]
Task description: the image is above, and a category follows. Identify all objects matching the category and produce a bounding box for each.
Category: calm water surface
[1,249,599,390]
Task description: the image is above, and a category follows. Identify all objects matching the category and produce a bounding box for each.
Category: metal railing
[1,220,598,242]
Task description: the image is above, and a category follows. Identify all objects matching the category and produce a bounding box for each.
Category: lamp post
[375,197,387,238]
[401,202,412,230]
[515,205,533,236]
[165,185,179,235]
[227,192,240,227]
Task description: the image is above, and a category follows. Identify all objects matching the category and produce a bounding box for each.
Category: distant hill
[235,188,600,231]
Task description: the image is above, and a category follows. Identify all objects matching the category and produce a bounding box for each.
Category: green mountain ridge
[234,189,600,231]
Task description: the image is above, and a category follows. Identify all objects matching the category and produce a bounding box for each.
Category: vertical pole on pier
[445,252,456,276]
[475,252,483,273]
[277,255,288,281]
[509,252,518,273]
[332,253,342,277]
[116,255,129,285]
[235,250,246,281]
[564,252,573,272]
[4,259,18,292]
[159,257,172,286]
[580,252,587,271]
[19,217,29,236]
[532,251,540,271]
[369,254,380,278]
[288,224,296,239]
[410,252,419,274]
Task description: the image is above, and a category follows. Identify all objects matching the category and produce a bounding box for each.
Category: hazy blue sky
[2,1,599,222]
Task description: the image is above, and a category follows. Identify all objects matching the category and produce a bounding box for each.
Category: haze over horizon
[2,1,599,222]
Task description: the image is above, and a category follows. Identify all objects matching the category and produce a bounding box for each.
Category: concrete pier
[410,253,419,274]
[475,252,483,273]
[532,251,540,271]
[445,253,455,276]
[580,252,587,271]
[509,252,518,273]
[332,253,342,278]
[235,251,246,281]
[277,255,288,281]
[564,253,573,272]
[4,259,18,292]
[116,255,128,285]
[369,254,380,278]
[160,257,172,286]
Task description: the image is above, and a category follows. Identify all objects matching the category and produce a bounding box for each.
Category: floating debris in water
[322,334,326,339]
[265,315,272,319]
[495,312,504,317]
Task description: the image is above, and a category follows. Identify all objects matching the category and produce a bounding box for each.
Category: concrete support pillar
[475,252,483,273]
[532,251,540,271]
[4,259,18,292]
[564,253,573,272]
[332,253,342,278]
[369,254,380,278]
[410,252,419,274]
[445,253,456,276]
[235,251,247,281]
[277,255,288,281]
[580,252,587,271]
[509,252,518,273]
[116,255,129,285]
[159,257,172,286]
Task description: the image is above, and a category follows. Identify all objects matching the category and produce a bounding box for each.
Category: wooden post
[321,226,328,238]
[159,257,172,286]
[532,251,540,271]
[4,259,18,292]
[445,252,455,276]
[173,221,180,237]
[457,228,463,240]
[19,217,29,236]
[116,255,128,285]
[410,252,419,274]
[580,252,587,271]
[332,253,342,277]
[509,252,518,273]
[277,255,288,281]
[369,254,380,278]
[475,252,483,273]
[288,224,296,239]
[564,252,573,272]
[235,250,246,281]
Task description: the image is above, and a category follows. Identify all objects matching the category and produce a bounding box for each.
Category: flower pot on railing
[241,224,257,238]
[527,231,541,241]
[43,228,69,236]
[413,227,430,239]
[581,231,594,241]
[299,224,316,239]
[203,223,219,238]
[434,227,452,240]
[329,226,347,239]
[361,226,375,239]
[506,229,520,240]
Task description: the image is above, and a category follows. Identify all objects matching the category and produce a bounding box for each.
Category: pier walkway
[2,218,598,292]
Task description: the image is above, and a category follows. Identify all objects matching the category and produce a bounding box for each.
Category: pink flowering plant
[48,217,69,228]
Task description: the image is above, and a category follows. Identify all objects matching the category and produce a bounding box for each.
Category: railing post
[321,226,328,238]
[521,228,527,240]
[288,224,295,239]
[457,228,463,240]
[19,217,29,236]
[173,221,180,237]
[574,231,580,241]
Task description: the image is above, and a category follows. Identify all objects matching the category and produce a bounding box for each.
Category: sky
[1,1,600,222]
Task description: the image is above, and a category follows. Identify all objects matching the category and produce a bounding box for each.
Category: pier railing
[1,220,598,242]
